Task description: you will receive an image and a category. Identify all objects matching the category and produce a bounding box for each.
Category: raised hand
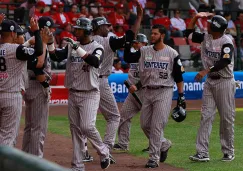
[0,13,5,24]
[196,12,214,19]
[63,37,78,50]
[41,26,51,44]
[29,17,39,32]
[133,0,143,18]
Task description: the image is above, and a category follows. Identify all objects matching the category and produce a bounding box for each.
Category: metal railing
[0,145,70,171]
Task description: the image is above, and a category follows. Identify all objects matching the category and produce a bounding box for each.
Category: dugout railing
[0,145,70,171]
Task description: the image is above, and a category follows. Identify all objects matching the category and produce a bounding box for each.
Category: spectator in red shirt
[108,3,126,27]
[55,2,70,27]
[113,23,125,37]
[59,22,76,43]
[67,4,82,25]
[103,0,115,15]
[33,1,46,20]
[235,11,243,35]
[43,4,58,23]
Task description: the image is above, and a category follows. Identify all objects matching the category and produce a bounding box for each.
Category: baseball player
[124,24,186,168]
[187,13,236,162]
[22,16,56,158]
[113,33,148,151]
[79,0,143,161]
[0,17,43,146]
[47,17,114,170]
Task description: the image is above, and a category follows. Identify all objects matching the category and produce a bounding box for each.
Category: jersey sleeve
[109,35,126,52]
[84,47,104,68]
[209,43,234,72]
[172,55,185,83]
[16,30,43,61]
[191,32,205,44]
[49,46,69,62]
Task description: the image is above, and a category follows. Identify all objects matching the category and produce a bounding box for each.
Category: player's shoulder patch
[223,47,231,54]
[22,47,35,55]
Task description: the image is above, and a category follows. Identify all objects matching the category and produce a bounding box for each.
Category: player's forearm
[131,15,143,36]
[188,16,199,29]
[33,30,43,57]
[36,44,47,68]
[176,82,184,94]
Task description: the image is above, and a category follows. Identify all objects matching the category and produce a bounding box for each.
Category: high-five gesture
[133,0,143,18]
[0,13,5,24]
[41,26,51,44]
[29,17,39,32]
[196,12,214,19]
[131,0,143,35]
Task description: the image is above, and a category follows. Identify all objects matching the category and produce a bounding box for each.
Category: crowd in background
[1,0,243,71]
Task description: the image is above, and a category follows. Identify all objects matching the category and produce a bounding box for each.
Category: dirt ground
[16,99,243,171]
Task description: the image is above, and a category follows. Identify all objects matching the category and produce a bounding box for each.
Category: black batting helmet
[73,17,92,35]
[207,15,228,33]
[133,33,148,43]
[171,106,186,122]
[92,17,111,31]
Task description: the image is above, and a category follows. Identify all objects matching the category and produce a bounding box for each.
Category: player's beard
[151,37,162,45]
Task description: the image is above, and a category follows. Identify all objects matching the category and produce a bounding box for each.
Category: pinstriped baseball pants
[140,87,173,162]
[22,92,49,158]
[117,90,142,150]
[0,92,22,146]
[68,90,109,170]
[196,78,236,156]
[99,77,120,149]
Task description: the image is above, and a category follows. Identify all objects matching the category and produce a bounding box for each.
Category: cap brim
[73,25,83,29]
[52,23,60,28]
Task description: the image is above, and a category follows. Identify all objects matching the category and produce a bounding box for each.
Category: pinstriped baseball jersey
[25,52,51,99]
[0,43,27,92]
[128,63,139,85]
[65,41,103,90]
[91,35,114,76]
[139,45,179,87]
[201,34,234,79]
[20,63,28,91]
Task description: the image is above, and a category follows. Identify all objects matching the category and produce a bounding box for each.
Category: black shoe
[109,154,116,164]
[221,154,235,162]
[100,158,110,169]
[189,153,210,162]
[113,144,128,151]
[145,159,159,168]
[142,147,149,153]
[160,147,171,162]
[83,151,94,162]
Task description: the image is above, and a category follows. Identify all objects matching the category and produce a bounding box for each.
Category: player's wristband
[76,47,87,58]
[47,43,55,52]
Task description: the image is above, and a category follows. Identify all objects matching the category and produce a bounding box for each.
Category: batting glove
[177,93,186,109]
[63,37,78,50]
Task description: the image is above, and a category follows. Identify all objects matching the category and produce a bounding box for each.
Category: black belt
[30,77,36,80]
[99,75,108,78]
[70,88,96,92]
[144,86,165,90]
[208,75,221,80]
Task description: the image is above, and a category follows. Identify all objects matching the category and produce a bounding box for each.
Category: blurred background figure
[224,12,236,37]
[112,58,124,73]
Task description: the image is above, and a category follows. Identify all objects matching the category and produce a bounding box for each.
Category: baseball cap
[0,19,18,33]
[16,25,28,35]
[38,16,59,29]
[36,1,46,7]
